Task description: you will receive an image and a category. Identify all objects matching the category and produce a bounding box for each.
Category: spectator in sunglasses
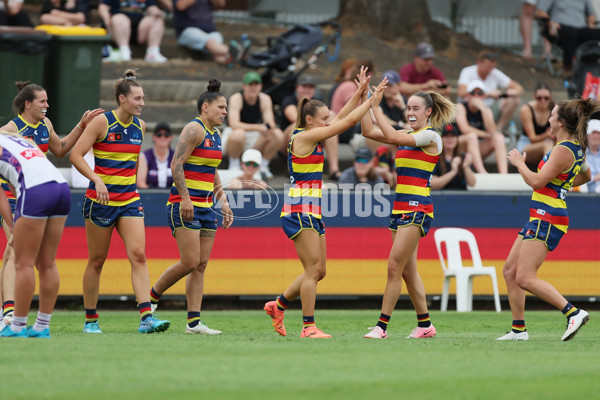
[455,80,508,173]
[339,147,384,188]
[517,82,555,170]
[229,149,268,190]
[137,121,175,188]
[457,50,523,132]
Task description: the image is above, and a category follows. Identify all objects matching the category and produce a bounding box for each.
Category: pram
[238,21,342,106]
[567,40,600,98]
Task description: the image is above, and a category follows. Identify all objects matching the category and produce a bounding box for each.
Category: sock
[187,311,201,328]
[150,287,161,305]
[302,315,315,328]
[229,158,240,169]
[146,46,160,55]
[11,315,27,333]
[3,301,14,317]
[562,302,580,319]
[138,302,152,321]
[261,159,270,169]
[376,313,391,331]
[119,45,131,60]
[85,308,98,324]
[33,311,52,332]
[276,294,290,312]
[511,320,526,333]
[417,313,432,328]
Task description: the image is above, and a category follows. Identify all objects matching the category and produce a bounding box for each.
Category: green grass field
[0,309,598,399]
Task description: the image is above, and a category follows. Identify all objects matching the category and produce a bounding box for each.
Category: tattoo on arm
[172,124,203,198]
[200,230,216,237]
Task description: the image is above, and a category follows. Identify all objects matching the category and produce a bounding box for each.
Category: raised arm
[331,65,370,124]
[171,122,205,221]
[47,108,104,157]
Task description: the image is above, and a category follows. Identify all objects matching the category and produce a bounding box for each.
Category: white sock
[33,311,52,332]
[229,158,240,170]
[11,315,27,333]
[261,159,270,169]
[146,46,160,55]
[119,45,132,61]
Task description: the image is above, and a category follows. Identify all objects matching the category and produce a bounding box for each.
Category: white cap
[587,119,600,135]
[466,79,486,94]
[241,148,263,165]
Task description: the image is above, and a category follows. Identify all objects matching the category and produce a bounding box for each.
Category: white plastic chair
[434,228,501,312]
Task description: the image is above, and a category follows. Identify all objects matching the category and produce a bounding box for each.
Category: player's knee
[387,263,402,280]
[128,248,146,266]
[196,261,208,273]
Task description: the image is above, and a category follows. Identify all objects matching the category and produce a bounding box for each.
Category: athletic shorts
[83,197,144,228]
[518,219,564,251]
[15,182,71,222]
[389,211,433,237]
[281,213,325,240]
[177,27,224,52]
[0,198,16,226]
[166,203,217,236]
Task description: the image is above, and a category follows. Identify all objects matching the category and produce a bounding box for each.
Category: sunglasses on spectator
[355,157,370,164]
[244,161,259,168]
[535,96,550,101]
[154,131,172,138]
[470,90,484,96]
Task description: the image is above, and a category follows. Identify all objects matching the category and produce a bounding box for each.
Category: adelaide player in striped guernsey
[149,79,232,335]
[498,99,595,342]
[70,69,169,334]
[361,82,455,339]
[264,66,383,339]
[0,81,103,327]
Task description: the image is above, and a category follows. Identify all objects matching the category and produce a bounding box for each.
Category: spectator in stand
[327,59,375,180]
[280,75,318,143]
[373,145,396,187]
[39,0,88,26]
[328,58,358,106]
[137,121,175,189]
[517,82,555,169]
[0,0,33,26]
[584,114,600,192]
[339,147,384,188]
[378,70,407,130]
[399,42,451,98]
[455,80,508,174]
[520,0,553,60]
[457,50,523,132]
[224,71,283,180]
[173,0,237,65]
[536,0,600,75]
[431,123,476,190]
[99,0,168,63]
[228,149,268,190]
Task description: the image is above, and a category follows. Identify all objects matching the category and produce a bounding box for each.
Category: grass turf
[0,309,598,399]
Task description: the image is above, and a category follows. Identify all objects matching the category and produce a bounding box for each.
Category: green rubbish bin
[43,29,110,134]
[0,27,51,127]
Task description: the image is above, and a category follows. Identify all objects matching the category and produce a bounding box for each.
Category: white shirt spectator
[458,65,511,107]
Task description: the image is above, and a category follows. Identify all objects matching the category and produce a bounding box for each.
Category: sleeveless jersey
[1,115,51,200]
[393,127,441,217]
[85,111,143,206]
[529,140,584,232]
[167,117,222,208]
[280,129,324,219]
[0,134,66,199]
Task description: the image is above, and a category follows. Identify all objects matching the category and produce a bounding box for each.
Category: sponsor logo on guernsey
[536,209,546,215]
[108,133,123,142]
[578,150,583,157]
[20,149,44,159]
[409,200,419,207]
[130,131,142,145]
[204,139,214,147]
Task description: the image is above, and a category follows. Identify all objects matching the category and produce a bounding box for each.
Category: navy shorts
[389,211,433,237]
[518,219,564,251]
[281,213,325,240]
[83,197,144,228]
[0,198,16,226]
[15,182,71,222]
[166,203,217,236]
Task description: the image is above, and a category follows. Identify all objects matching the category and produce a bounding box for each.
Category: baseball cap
[466,79,486,94]
[355,147,373,163]
[442,123,459,136]
[587,119,600,135]
[241,148,263,165]
[382,70,400,84]
[297,75,316,86]
[154,121,172,134]
[243,71,262,85]
[415,42,435,59]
